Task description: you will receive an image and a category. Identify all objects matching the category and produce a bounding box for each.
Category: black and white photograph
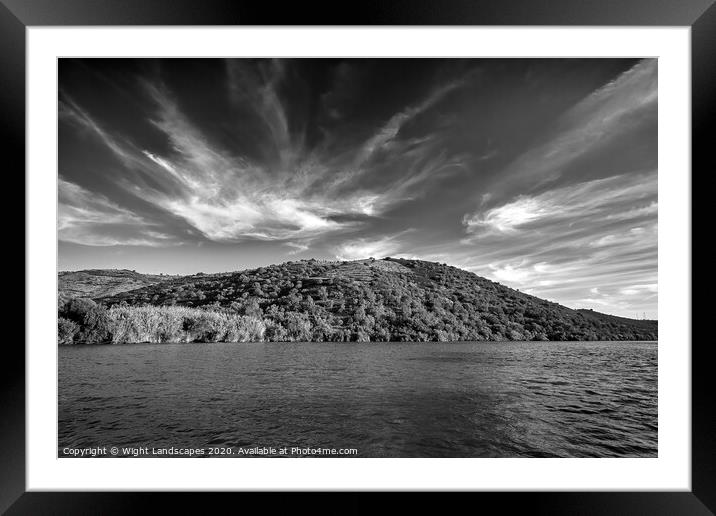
[57,57,658,459]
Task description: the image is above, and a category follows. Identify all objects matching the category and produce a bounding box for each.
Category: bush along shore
[58,258,657,344]
[59,299,266,345]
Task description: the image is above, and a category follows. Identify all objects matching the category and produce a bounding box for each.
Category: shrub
[264,321,289,342]
[281,312,312,341]
[185,311,227,342]
[61,297,97,325]
[102,305,266,344]
[225,315,266,342]
[109,305,186,343]
[58,317,79,345]
[78,305,112,344]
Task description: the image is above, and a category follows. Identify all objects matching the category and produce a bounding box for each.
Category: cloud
[619,284,658,296]
[465,197,547,233]
[312,77,470,213]
[114,76,467,245]
[142,150,177,175]
[354,80,463,167]
[489,262,534,283]
[225,59,293,165]
[60,63,472,250]
[58,179,173,246]
[59,96,136,165]
[464,172,657,236]
[319,61,361,121]
[486,59,657,201]
[112,82,362,243]
[457,170,657,317]
[334,231,413,261]
[285,241,310,255]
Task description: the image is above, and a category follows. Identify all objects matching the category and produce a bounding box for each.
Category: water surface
[58,341,657,457]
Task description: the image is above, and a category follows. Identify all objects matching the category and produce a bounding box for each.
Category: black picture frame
[4,0,710,513]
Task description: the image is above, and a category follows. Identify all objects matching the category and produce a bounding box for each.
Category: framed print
[6,0,713,512]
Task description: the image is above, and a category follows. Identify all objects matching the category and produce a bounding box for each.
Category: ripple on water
[58,341,657,457]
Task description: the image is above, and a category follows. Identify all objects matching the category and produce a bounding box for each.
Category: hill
[57,258,657,343]
[58,269,172,303]
[575,308,657,332]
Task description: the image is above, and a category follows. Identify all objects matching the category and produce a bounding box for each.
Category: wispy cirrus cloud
[485,59,657,202]
[353,80,463,167]
[59,96,136,165]
[463,172,657,236]
[124,81,361,242]
[458,171,657,316]
[62,63,471,246]
[59,179,173,246]
[226,59,292,163]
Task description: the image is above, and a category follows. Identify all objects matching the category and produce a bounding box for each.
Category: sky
[58,58,657,319]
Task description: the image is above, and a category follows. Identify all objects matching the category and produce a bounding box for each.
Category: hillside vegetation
[58,258,657,344]
[58,269,171,303]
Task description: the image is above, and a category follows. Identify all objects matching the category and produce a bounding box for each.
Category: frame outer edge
[0,0,715,26]
[0,0,27,515]
[5,0,714,512]
[691,1,716,513]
